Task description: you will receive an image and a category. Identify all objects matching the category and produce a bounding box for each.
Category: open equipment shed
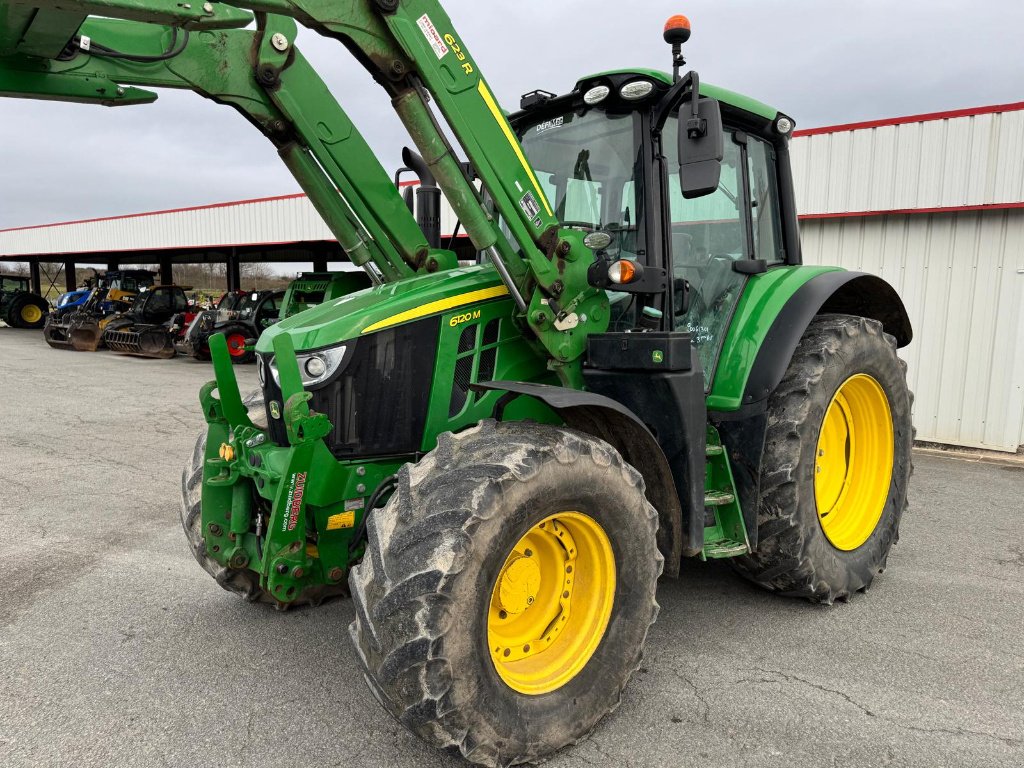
[2,103,1023,452]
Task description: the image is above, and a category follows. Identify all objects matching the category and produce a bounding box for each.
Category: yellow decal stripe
[361,285,510,334]
[477,80,554,218]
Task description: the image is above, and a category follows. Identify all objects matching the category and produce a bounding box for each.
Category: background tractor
[178,288,285,362]
[44,269,156,350]
[0,273,49,329]
[102,284,195,358]
[278,271,373,317]
[51,269,155,319]
[1,2,913,767]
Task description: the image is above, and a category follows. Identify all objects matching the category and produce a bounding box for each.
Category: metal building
[792,102,1024,452]
[3,103,1022,451]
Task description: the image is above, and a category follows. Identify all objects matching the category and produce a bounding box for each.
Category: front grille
[262,318,440,459]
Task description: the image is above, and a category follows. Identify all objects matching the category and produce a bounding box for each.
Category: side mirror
[678,97,724,199]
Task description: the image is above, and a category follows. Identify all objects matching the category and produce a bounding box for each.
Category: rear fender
[708,270,912,548]
[743,272,912,406]
[473,381,684,578]
[709,269,912,410]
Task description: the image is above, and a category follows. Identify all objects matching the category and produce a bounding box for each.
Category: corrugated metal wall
[801,210,1024,452]
[791,109,1024,215]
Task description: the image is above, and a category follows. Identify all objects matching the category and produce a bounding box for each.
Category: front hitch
[198,332,336,604]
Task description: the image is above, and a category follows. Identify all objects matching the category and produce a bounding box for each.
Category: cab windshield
[519,110,643,330]
[519,110,641,241]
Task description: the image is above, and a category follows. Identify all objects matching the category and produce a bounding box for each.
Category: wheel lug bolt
[499,610,507,619]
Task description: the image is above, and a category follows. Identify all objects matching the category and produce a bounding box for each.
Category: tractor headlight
[304,356,328,379]
[262,343,348,389]
[583,85,610,105]
[620,80,654,101]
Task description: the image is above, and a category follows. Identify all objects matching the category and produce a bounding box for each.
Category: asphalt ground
[0,326,1022,768]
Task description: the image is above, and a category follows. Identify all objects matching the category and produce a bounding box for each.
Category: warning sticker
[519,191,541,220]
[327,511,356,531]
[417,14,449,59]
[344,497,365,512]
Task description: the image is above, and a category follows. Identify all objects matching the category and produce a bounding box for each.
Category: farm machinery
[279,271,372,317]
[44,269,155,350]
[0,273,49,329]
[178,288,284,362]
[1,2,914,766]
[103,284,195,358]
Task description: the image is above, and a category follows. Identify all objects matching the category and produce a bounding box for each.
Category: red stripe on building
[799,202,1024,220]
[793,101,1024,137]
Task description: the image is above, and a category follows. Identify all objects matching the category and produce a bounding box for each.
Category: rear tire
[730,314,913,603]
[9,295,48,329]
[349,420,662,767]
[179,391,346,607]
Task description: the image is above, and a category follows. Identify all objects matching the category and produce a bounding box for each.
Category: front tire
[731,314,913,603]
[349,420,662,767]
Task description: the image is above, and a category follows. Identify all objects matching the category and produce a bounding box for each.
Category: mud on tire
[348,420,662,767]
[730,314,914,603]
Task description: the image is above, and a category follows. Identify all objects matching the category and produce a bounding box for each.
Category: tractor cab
[131,285,190,325]
[236,290,285,332]
[510,67,797,388]
[102,270,157,294]
[0,274,30,293]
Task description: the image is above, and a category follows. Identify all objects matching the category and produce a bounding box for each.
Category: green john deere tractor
[0,273,49,329]
[1,3,913,765]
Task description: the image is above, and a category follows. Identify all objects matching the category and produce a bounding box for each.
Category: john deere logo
[652,350,665,364]
[269,401,281,419]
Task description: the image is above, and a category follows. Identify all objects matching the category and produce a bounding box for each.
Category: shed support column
[313,255,328,273]
[160,259,173,286]
[29,260,41,295]
[227,250,241,292]
[64,261,77,292]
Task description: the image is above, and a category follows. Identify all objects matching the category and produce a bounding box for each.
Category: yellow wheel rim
[21,304,43,324]
[488,512,615,695]
[815,374,894,551]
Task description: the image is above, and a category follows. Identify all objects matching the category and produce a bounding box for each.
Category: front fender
[473,381,685,577]
[708,267,912,410]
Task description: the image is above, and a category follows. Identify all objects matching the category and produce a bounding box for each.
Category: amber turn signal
[608,260,638,284]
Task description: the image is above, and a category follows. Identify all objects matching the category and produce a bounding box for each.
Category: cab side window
[665,117,787,387]
[746,136,785,264]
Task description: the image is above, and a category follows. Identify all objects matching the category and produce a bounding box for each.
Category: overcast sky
[1,0,1021,230]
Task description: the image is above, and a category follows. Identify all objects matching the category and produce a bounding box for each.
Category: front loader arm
[2,0,610,385]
